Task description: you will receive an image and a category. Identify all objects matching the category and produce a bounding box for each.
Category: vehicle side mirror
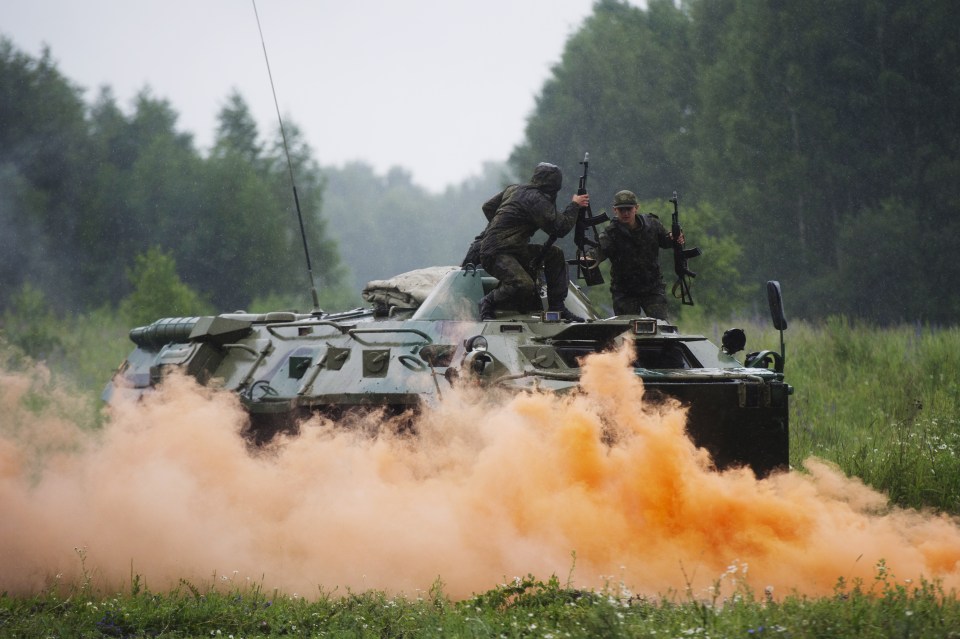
[766,281,787,331]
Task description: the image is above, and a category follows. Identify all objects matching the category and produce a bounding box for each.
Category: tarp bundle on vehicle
[362,266,459,311]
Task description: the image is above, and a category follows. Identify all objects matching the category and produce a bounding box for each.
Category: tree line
[513,0,960,323]
[3,0,958,326]
[0,37,507,322]
[0,38,357,316]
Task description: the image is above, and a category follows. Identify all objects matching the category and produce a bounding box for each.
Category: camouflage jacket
[597,214,673,295]
[479,164,579,260]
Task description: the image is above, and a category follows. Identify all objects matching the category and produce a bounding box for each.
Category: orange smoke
[2,345,959,599]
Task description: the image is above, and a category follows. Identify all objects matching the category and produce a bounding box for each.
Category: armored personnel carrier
[104,266,791,477]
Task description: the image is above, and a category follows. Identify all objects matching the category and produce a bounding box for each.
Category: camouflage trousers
[613,291,669,320]
[481,245,569,311]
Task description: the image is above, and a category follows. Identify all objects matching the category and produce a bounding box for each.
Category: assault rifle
[566,152,609,286]
[532,153,608,286]
[669,191,702,306]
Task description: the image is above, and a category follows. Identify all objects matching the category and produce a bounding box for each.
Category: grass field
[3,571,960,637]
[2,313,960,636]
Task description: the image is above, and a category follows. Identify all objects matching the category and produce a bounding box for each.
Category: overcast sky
[2,0,635,193]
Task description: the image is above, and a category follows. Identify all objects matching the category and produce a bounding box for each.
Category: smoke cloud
[2,345,959,599]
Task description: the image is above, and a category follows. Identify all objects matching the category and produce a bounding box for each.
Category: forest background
[4,3,960,627]
[2,0,958,351]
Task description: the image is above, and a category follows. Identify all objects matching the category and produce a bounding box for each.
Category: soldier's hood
[530,163,563,196]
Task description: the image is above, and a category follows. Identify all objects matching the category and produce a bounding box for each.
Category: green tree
[691,0,817,294]
[76,88,202,304]
[263,118,345,299]
[0,39,87,203]
[0,41,348,317]
[690,0,960,321]
[0,166,56,312]
[834,198,960,323]
[73,87,136,301]
[181,95,345,311]
[118,247,211,327]
[212,90,262,164]
[0,283,63,360]
[129,128,205,269]
[190,153,279,310]
[511,0,696,203]
[0,39,90,311]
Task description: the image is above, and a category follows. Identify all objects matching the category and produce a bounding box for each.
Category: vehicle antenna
[251,0,322,314]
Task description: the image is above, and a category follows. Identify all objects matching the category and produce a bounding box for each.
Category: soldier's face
[615,205,637,224]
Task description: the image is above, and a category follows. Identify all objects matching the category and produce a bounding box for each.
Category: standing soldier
[594,190,680,320]
[477,162,589,321]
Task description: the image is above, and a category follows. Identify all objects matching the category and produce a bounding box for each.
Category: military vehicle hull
[105,267,791,477]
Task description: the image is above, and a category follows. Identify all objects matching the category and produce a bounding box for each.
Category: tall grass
[0,307,130,434]
[3,570,959,637]
[3,313,960,631]
[787,318,960,511]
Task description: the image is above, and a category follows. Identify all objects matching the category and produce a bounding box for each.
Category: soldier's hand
[572,193,590,208]
[579,252,598,269]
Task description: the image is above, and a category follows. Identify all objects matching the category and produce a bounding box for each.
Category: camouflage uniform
[597,192,673,320]
[477,163,580,316]
[460,189,501,268]
[461,232,484,268]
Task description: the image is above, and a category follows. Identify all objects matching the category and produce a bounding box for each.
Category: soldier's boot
[549,303,585,323]
[479,296,496,321]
